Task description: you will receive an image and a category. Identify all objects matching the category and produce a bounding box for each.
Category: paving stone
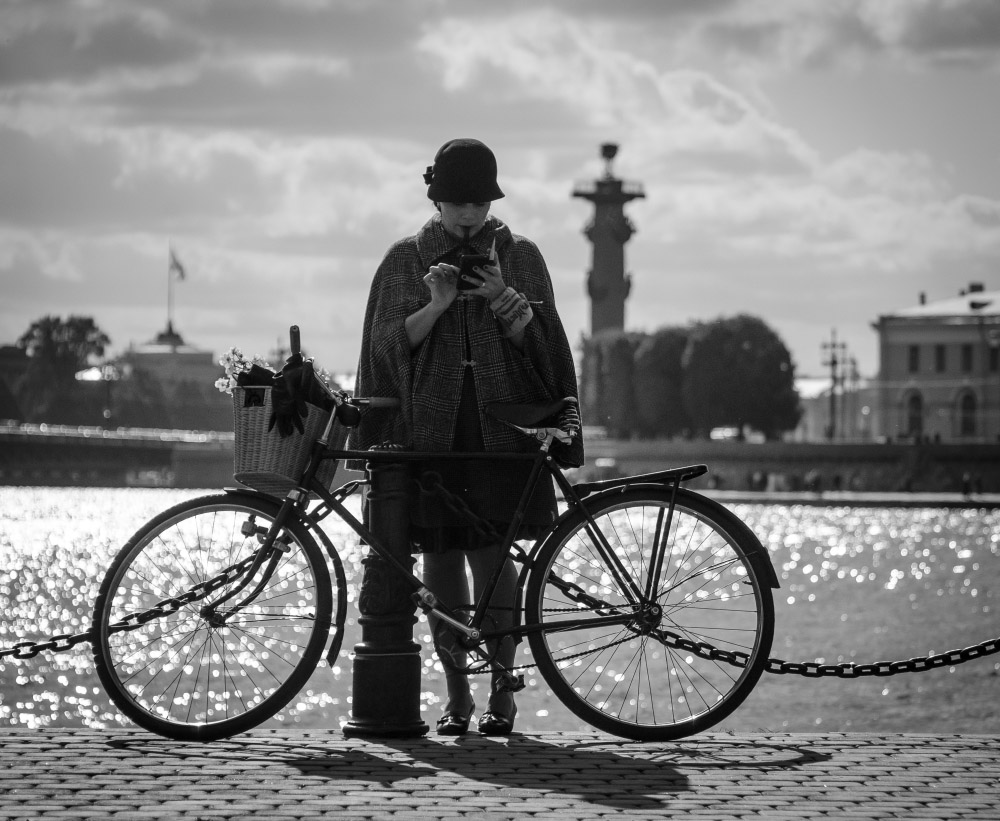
[1,730,1000,820]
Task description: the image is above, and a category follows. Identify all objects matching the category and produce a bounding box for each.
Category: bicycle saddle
[485,397,578,428]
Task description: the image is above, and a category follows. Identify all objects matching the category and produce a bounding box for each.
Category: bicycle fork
[199,508,296,624]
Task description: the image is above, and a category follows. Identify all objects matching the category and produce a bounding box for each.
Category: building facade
[873,283,1000,443]
[116,323,232,431]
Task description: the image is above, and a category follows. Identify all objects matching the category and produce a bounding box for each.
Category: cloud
[1,0,998,380]
[858,0,1000,68]
[633,145,1000,277]
[818,148,957,206]
[681,0,1000,74]
[418,10,817,178]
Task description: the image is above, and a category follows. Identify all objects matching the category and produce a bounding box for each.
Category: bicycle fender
[686,490,781,590]
[222,487,349,661]
[307,527,350,666]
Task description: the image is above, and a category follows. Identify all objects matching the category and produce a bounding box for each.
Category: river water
[1,487,997,736]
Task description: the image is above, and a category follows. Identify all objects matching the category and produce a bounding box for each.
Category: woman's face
[437,201,490,238]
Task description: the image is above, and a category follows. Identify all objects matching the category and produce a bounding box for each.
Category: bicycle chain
[0,549,263,661]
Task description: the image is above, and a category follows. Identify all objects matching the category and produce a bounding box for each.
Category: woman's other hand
[424,263,459,309]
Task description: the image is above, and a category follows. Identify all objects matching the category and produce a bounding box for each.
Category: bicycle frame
[88,326,785,742]
[212,396,776,670]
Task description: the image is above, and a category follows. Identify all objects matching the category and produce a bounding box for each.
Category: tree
[0,377,21,421]
[14,316,111,423]
[594,330,644,438]
[681,314,801,440]
[633,326,692,438]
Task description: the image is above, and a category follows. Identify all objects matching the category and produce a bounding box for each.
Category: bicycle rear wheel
[525,487,773,741]
[93,492,335,741]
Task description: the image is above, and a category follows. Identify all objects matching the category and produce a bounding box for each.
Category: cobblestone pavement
[1,729,998,820]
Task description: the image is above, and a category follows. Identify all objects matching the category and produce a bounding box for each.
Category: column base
[341,642,429,739]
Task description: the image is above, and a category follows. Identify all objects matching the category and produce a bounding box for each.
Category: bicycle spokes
[526,488,773,741]
[93,496,335,740]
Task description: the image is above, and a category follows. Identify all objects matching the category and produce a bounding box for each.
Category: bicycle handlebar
[347,396,400,409]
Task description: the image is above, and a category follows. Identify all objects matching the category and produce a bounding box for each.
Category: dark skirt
[409,368,556,553]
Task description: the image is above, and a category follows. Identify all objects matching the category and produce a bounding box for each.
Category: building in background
[115,323,231,431]
[790,375,879,443]
[873,283,1000,443]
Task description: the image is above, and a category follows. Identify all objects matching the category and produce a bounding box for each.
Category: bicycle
[91,330,780,743]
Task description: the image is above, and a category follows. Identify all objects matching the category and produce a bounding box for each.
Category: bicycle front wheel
[93,493,335,741]
[525,487,773,741]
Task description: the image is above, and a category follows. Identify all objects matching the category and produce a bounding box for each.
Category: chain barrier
[3,503,999,681]
[0,548,265,662]
[650,629,1000,678]
[549,568,1000,679]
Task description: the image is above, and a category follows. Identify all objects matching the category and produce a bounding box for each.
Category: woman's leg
[466,545,518,718]
[421,551,474,715]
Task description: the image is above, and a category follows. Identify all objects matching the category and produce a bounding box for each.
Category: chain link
[761,637,1000,678]
[652,628,1000,679]
[0,548,264,661]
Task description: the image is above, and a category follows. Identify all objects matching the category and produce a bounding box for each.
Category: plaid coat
[350,213,583,468]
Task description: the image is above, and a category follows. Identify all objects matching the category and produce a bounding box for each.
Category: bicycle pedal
[496,674,525,693]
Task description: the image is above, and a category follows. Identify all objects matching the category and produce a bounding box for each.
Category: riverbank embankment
[4,423,1000,498]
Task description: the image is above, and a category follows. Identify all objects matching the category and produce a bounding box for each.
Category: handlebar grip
[289,325,301,355]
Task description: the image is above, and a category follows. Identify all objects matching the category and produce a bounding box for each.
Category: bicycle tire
[92,492,337,741]
[525,486,774,741]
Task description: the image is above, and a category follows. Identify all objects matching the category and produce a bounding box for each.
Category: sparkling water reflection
[1,488,997,734]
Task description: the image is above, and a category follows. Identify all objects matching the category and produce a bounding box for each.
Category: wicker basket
[232,386,346,496]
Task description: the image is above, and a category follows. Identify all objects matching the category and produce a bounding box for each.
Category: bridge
[0,423,235,488]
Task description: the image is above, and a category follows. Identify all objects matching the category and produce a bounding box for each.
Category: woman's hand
[407,264,457,350]
[423,263,459,309]
[470,242,506,302]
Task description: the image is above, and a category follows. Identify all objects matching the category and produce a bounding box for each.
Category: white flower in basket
[215,347,273,395]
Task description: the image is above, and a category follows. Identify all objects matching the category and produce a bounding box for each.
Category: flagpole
[167,245,174,334]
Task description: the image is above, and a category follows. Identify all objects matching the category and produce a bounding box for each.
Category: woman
[353,138,582,735]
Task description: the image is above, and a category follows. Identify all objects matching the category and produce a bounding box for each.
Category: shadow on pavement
[377,734,690,811]
[106,731,831,813]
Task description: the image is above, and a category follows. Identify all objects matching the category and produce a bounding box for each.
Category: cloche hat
[423,138,505,202]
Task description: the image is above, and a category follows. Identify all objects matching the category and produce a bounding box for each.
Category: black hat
[424,138,505,202]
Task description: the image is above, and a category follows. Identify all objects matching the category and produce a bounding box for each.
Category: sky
[2,0,1000,383]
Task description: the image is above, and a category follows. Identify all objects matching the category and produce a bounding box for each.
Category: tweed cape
[350,213,584,470]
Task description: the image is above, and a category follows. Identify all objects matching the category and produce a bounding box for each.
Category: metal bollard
[342,453,428,737]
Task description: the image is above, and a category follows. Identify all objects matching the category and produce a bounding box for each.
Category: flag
[169,245,186,280]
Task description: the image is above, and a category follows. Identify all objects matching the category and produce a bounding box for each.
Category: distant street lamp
[821,329,846,441]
